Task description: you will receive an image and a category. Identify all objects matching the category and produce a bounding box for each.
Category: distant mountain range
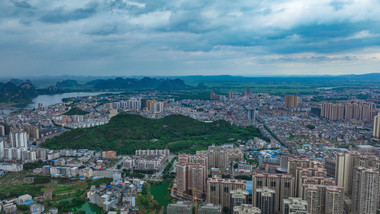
[0,81,38,103]
[0,77,189,104]
[177,73,380,83]
[86,77,188,90]
[4,72,380,82]
[55,79,80,88]
[1,73,379,104]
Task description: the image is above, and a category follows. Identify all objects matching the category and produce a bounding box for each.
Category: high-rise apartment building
[279,174,295,213]
[247,87,251,95]
[255,186,275,214]
[121,98,142,110]
[146,99,155,111]
[150,101,164,113]
[207,150,229,169]
[230,189,249,214]
[335,152,354,195]
[282,197,308,214]
[321,103,344,120]
[167,201,194,214]
[324,186,344,214]
[197,145,243,170]
[24,125,39,139]
[302,185,319,214]
[351,167,379,214]
[9,131,28,151]
[0,124,5,136]
[288,157,344,214]
[0,140,4,159]
[252,172,295,213]
[233,204,261,214]
[140,98,148,109]
[247,110,256,126]
[210,92,222,100]
[228,91,234,100]
[324,158,336,177]
[207,176,246,208]
[373,112,380,140]
[287,157,312,196]
[336,153,380,212]
[176,154,208,199]
[321,100,377,121]
[284,95,298,108]
[198,203,223,214]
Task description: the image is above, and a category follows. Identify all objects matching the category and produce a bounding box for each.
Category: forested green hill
[41,113,266,154]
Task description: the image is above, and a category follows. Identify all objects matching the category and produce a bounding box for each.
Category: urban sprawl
[0,87,380,214]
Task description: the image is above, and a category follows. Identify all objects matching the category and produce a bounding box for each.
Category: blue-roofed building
[23,200,34,205]
[258,150,280,168]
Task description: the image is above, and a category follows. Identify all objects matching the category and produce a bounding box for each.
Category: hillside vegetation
[41,113,265,154]
[0,81,38,103]
[63,107,89,115]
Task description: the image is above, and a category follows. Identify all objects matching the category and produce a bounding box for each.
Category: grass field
[0,172,45,199]
[150,182,172,208]
[0,172,90,200]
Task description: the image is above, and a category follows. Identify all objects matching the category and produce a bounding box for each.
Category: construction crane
[192,188,219,202]
[168,187,220,214]
[168,187,200,214]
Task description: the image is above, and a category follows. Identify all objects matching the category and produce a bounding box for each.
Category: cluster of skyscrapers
[321,100,377,121]
[108,98,167,113]
[0,131,29,160]
[335,152,379,213]
[171,153,380,214]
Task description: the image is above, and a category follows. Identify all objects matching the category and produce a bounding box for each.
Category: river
[0,92,117,118]
[72,202,105,214]
[26,92,117,109]
[58,198,105,214]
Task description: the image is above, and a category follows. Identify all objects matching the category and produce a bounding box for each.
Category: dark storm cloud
[40,3,98,23]
[1,0,380,76]
[87,25,118,36]
[13,1,31,8]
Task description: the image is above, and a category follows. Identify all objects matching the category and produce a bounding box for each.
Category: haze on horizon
[1,0,380,77]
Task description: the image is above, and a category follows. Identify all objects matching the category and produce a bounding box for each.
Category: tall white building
[373,112,380,140]
[151,102,164,113]
[335,152,354,195]
[351,167,379,214]
[0,140,4,159]
[121,98,142,110]
[10,131,28,150]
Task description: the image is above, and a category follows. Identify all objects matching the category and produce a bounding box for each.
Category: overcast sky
[0,0,380,77]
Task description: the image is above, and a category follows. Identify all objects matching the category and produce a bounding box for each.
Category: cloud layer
[1,0,380,76]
